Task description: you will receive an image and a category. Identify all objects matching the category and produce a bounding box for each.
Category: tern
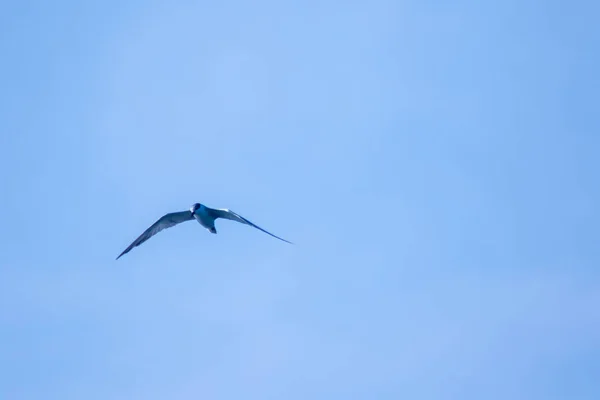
[116,203,292,259]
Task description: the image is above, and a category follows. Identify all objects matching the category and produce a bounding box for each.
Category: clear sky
[1,1,599,399]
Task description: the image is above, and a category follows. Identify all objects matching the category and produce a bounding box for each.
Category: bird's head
[190,203,201,214]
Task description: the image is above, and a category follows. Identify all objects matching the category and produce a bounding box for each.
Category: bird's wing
[207,207,293,244]
[116,211,194,259]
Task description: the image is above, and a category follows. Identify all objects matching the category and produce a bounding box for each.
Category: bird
[116,203,292,259]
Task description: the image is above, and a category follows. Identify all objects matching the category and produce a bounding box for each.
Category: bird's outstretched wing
[207,207,292,244]
[116,211,194,259]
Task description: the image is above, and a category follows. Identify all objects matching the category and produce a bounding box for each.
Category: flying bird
[116,203,292,259]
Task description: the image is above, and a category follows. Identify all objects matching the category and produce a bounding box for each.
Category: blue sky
[1,0,599,399]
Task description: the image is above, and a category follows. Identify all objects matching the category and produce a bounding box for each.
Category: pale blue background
[1,1,599,399]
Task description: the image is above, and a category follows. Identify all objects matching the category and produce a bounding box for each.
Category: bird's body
[116,203,291,259]
[193,204,217,232]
